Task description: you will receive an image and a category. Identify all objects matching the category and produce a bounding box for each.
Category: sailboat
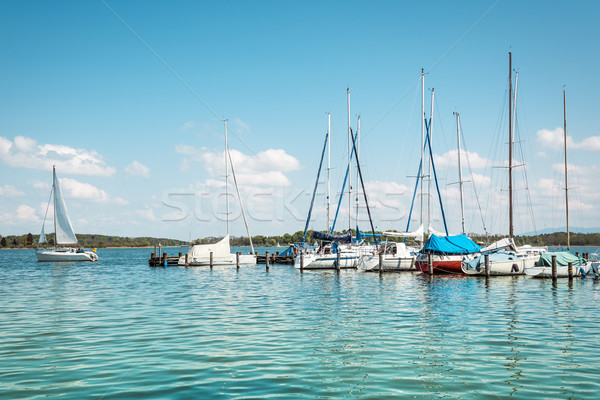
[524,89,589,278]
[178,120,256,266]
[36,166,98,262]
[294,91,378,269]
[462,53,546,276]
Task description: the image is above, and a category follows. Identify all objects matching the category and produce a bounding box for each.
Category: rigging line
[361,0,501,141]
[427,0,501,74]
[459,125,488,236]
[101,0,256,155]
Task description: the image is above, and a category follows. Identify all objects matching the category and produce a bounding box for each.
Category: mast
[508,52,514,239]
[224,120,230,236]
[347,87,352,232]
[427,88,434,234]
[227,146,255,254]
[355,115,361,226]
[420,69,425,234]
[455,112,466,234]
[564,89,570,250]
[52,165,57,249]
[327,112,331,232]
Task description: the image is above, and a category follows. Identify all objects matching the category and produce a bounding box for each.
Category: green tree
[0,237,6,247]
[26,233,33,246]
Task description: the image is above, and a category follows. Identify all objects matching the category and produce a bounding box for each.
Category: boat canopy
[480,237,517,253]
[312,229,352,243]
[383,225,424,242]
[421,234,482,255]
[186,234,231,259]
[536,251,586,267]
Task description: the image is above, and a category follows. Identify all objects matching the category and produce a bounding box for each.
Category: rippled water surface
[1,247,599,399]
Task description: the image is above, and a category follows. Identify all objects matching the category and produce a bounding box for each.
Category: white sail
[39,225,47,245]
[53,168,78,245]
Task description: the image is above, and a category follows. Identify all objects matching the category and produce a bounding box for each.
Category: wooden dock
[149,250,295,266]
[256,252,295,265]
[149,252,181,266]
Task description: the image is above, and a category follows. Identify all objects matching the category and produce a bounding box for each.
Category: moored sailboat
[178,120,256,266]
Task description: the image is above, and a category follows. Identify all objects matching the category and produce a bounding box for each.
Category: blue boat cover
[421,234,482,255]
[313,229,352,243]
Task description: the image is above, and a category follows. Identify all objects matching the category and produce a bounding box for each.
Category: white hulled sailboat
[36,166,98,262]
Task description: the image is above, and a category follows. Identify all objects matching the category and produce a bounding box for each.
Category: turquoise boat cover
[421,234,482,255]
[536,251,586,267]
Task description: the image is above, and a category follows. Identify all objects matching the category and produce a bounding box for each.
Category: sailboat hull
[415,254,465,274]
[358,254,417,271]
[36,249,98,262]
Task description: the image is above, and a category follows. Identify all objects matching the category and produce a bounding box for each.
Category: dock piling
[568,262,573,280]
[162,252,167,267]
[484,254,490,277]
[300,251,304,272]
[210,251,213,269]
[428,254,433,275]
[379,252,383,273]
[236,252,240,269]
[266,251,270,271]
[552,255,558,281]
[336,252,341,272]
[185,253,188,267]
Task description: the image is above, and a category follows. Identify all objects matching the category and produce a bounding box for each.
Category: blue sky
[1,1,599,241]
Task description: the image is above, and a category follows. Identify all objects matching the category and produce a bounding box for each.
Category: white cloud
[537,127,600,151]
[135,205,157,221]
[433,149,490,169]
[0,136,116,176]
[125,161,150,178]
[181,121,195,131]
[16,204,39,222]
[175,144,197,155]
[178,145,301,187]
[32,180,49,191]
[60,178,128,205]
[0,185,24,197]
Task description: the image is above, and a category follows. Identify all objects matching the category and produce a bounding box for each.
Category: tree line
[2,230,599,250]
[0,233,187,249]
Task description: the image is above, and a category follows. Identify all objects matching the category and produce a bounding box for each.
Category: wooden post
[575,252,579,257]
[552,255,557,281]
[210,251,213,269]
[484,254,490,277]
[236,252,240,269]
[300,251,304,271]
[185,253,188,267]
[428,254,433,275]
[162,252,167,267]
[568,262,573,280]
[150,252,156,266]
[379,252,383,273]
[266,251,270,271]
[336,251,341,272]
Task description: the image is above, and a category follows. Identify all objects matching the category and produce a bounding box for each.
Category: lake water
[1,247,599,399]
